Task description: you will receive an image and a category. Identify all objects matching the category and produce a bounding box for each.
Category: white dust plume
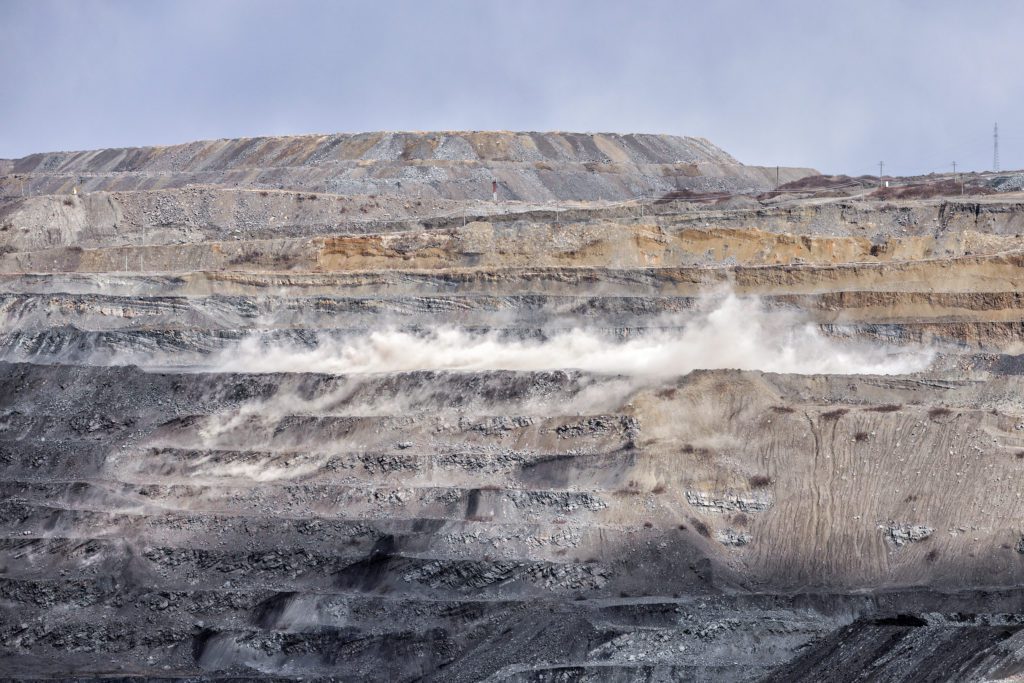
[212,293,932,376]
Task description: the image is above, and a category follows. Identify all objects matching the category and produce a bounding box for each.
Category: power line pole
[993,122,1000,172]
[952,161,957,176]
[878,161,884,188]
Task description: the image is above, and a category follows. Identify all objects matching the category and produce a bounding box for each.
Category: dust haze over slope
[213,292,933,376]
[6,131,1024,682]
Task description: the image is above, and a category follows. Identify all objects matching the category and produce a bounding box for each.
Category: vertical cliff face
[3,132,1024,681]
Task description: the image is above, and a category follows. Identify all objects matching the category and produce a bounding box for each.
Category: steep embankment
[0,131,813,200]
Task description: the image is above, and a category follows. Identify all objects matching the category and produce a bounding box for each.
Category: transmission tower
[994,123,1000,172]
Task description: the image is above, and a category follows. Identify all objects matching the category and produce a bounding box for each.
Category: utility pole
[878,161,884,188]
[775,165,780,190]
[952,161,957,177]
[994,123,1000,172]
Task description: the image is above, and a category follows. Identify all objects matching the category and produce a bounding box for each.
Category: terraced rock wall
[4,132,1024,681]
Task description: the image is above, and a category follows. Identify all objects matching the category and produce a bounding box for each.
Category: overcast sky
[1,0,1021,175]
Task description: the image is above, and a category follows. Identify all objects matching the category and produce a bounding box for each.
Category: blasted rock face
[3,132,1024,681]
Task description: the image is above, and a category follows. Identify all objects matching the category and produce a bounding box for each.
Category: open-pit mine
[4,131,1024,681]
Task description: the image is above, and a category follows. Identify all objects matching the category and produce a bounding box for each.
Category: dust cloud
[214,293,933,376]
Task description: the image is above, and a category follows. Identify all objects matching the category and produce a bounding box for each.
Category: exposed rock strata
[3,132,1024,681]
